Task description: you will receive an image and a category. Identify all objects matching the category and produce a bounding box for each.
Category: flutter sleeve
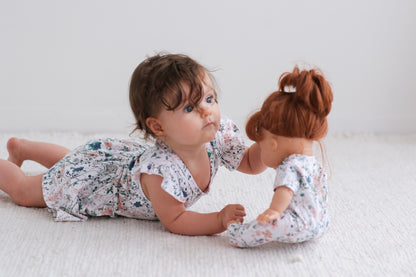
[134,146,204,207]
[214,116,246,170]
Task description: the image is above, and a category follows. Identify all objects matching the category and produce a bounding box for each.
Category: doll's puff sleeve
[273,156,302,194]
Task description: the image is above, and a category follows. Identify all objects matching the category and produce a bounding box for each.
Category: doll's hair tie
[283,86,296,93]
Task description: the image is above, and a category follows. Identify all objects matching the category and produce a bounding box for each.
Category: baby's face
[155,73,221,148]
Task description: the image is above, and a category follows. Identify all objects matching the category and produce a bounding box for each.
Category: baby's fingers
[234,206,246,217]
[226,219,240,227]
[221,204,246,228]
[225,214,243,229]
[231,209,245,221]
[232,204,245,212]
[228,204,246,217]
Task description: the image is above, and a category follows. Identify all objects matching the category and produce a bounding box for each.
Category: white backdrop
[1,0,415,134]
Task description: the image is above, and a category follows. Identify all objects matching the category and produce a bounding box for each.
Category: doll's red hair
[246,66,333,141]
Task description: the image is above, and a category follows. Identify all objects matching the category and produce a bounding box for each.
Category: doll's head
[246,66,333,142]
[129,53,216,139]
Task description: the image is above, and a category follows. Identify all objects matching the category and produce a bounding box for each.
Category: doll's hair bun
[246,65,333,141]
[278,66,333,117]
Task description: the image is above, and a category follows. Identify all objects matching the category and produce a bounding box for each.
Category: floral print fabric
[227,154,329,247]
[42,117,245,222]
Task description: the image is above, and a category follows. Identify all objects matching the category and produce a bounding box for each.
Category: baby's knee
[12,190,31,207]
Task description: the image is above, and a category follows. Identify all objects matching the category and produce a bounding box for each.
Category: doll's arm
[257,186,294,223]
[141,173,246,235]
[236,143,267,174]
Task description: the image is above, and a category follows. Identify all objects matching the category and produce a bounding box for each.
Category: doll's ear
[146,117,165,136]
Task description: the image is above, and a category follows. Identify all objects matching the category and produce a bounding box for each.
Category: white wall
[1,0,415,134]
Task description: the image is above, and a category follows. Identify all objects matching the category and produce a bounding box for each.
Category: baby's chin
[204,125,219,142]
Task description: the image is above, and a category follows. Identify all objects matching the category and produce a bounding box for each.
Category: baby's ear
[145,117,164,136]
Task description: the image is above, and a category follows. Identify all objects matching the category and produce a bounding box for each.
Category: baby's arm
[257,186,294,222]
[141,173,245,235]
[237,143,267,174]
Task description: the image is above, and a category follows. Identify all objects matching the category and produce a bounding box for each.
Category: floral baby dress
[42,117,245,222]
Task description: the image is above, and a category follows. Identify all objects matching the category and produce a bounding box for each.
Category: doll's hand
[219,204,246,229]
[257,208,280,223]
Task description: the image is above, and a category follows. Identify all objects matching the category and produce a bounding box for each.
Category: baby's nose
[199,104,211,118]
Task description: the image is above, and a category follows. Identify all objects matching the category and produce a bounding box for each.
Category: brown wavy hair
[246,66,333,142]
[129,53,216,139]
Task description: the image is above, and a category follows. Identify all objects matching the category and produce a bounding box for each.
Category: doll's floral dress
[227,154,330,247]
[42,117,245,222]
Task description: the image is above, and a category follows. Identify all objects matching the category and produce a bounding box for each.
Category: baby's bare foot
[7,137,24,167]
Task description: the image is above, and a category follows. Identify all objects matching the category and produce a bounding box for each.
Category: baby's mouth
[204,122,214,128]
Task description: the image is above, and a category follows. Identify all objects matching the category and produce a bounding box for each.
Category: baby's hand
[257,208,280,223]
[219,204,246,229]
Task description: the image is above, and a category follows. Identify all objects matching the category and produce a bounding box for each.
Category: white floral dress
[42,117,245,222]
[227,154,330,247]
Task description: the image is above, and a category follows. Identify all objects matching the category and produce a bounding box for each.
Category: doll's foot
[7,137,24,167]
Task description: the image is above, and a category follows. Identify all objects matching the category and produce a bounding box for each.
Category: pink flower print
[88,152,98,158]
[101,206,113,216]
[104,141,112,148]
[48,187,64,202]
[224,133,232,144]
[263,230,273,242]
[59,166,65,179]
[118,194,127,212]
[231,242,241,248]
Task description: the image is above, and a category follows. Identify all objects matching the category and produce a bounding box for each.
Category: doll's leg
[228,215,313,247]
[7,137,70,168]
[0,159,46,207]
[228,216,298,247]
[227,220,273,247]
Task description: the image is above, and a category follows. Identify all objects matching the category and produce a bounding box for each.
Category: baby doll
[227,65,333,247]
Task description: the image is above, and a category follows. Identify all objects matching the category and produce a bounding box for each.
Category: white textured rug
[0,132,415,277]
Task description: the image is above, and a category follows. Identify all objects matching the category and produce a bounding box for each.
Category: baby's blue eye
[206,96,213,103]
[184,105,193,113]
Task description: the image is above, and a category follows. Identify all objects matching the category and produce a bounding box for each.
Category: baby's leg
[0,159,46,207]
[7,137,70,168]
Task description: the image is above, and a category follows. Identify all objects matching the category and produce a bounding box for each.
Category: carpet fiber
[0,132,415,276]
